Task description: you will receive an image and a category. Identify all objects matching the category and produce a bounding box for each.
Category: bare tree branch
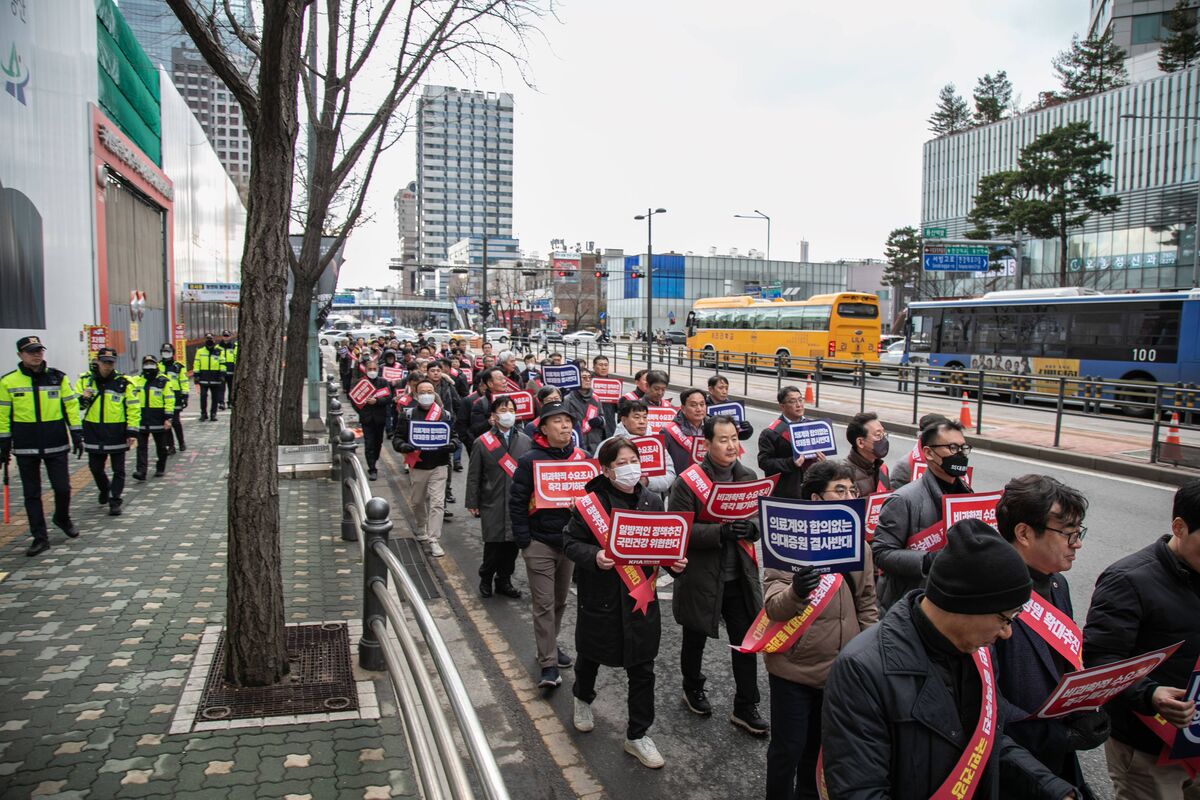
[222,0,262,58]
[167,0,260,129]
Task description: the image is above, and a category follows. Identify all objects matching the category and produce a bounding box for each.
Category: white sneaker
[429,542,445,557]
[623,736,664,769]
[414,533,430,543]
[573,698,594,732]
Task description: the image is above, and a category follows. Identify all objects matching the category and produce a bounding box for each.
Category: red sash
[679,464,757,564]
[906,520,947,553]
[505,376,523,392]
[768,416,793,442]
[734,574,844,653]
[623,390,640,401]
[877,462,890,494]
[664,422,693,453]
[1019,590,1083,671]
[478,431,518,477]
[404,403,444,468]
[575,492,658,615]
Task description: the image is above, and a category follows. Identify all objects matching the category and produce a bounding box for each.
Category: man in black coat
[349,356,391,481]
[757,385,823,499]
[822,519,1079,800]
[993,474,1108,796]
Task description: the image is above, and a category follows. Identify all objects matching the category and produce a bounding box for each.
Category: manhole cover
[194,622,359,722]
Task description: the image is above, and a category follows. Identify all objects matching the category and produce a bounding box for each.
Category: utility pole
[303,3,323,433]
[634,208,667,369]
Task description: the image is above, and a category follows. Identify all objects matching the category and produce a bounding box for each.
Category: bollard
[328,398,343,481]
[859,361,867,412]
[1150,385,1164,464]
[814,358,823,407]
[358,496,392,672]
[975,370,984,435]
[911,364,921,424]
[339,429,359,542]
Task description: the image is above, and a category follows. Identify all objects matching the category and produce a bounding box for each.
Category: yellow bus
[684,292,882,371]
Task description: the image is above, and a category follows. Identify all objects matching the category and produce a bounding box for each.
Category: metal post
[1053,378,1066,448]
[976,369,985,435]
[358,497,391,672]
[645,214,654,369]
[743,353,749,395]
[481,234,489,340]
[859,361,867,412]
[339,429,359,542]
[912,364,921,424]
[776,355,782,393]
[689,348,694,387]
[1151,384,1164,464]
[328,397,343,481]
[303,1,324,435]
[814,358,823,407]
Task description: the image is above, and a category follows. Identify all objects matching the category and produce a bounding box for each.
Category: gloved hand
[737,420,754,440]
[0,440,10,463]
[790,565,822,600]
[71,431,84,459]
[721,520,753,542]
[922,551,938,575]
[740,520,761,542]
[179,394,189,408]
[398,443,416,454]
[587,416,604,431]
[1065,710,1110,751]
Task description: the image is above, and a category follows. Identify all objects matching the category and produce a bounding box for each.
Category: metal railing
[325,381,510,800]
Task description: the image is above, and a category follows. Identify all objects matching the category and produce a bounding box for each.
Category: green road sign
[923,227,947,238]
[946,245,989,256]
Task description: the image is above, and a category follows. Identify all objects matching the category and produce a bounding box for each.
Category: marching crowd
[3,328,1198,799]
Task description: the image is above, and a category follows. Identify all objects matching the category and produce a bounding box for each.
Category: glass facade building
[921,66,1199,296]
[416,86,514,266]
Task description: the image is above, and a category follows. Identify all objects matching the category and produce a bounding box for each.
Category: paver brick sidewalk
[0,415,415,799]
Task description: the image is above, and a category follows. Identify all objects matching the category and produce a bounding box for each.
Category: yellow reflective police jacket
[0,364,82,456]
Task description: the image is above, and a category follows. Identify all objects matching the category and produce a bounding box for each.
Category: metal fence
[325,383,510,800]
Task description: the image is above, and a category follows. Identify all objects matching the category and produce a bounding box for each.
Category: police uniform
[75,348,139,516]
[129,357,176,479]
[218,331,238,409]
[192,335,226,420]
[0,335,83,555]
[157,344,189,452]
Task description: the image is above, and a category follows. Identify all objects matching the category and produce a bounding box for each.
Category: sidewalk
[0,412,415,799]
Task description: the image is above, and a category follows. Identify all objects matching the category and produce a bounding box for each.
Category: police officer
[157,342,189,453]
[192,333,225,421]
[218,329,238,409]
[0,336,83,556]
[75,347,139,516]
[129,355,175,480]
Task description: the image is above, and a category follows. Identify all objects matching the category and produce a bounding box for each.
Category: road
[364,395,1178,799]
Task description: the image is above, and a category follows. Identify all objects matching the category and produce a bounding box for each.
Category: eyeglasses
[1044,525,1088,546]
[996,610,1022,628]
[929,443,973,456]
[822,486,860,499]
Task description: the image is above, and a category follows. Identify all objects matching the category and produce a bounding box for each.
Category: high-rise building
[416,85,514,266]
[1089,0,1199,80]
[119,0,255,200]
[393,180,419,293]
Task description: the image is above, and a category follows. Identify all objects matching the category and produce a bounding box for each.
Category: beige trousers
[523,539,573,668]
[1106,738,1200,800]
[406,465,448,542]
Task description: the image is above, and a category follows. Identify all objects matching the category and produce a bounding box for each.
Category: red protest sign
[645,405,677,435]
[631,436,666,477]
[607,510,694,565]
[864,492,892,541]
[496,390,535,420]
[1034,642,1183,719]
[592,378,623,404]
[533,460,601,509]
[382,365,405,382]
[349,378,376,406]
[705,475,780,520]
[942,491,1002,530]
[372,386,391,399]
[691,436,709,463]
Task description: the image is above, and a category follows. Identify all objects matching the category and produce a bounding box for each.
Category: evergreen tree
[883,227,924,296]
[1053,30,1128,98]
[973,71,1013,124]
[1159,0,1200,72]
[927,84,972,136]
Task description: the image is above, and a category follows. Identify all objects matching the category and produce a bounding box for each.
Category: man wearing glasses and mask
[872,419,974,610]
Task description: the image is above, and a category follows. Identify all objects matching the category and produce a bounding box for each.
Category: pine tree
[1053,30,1128,98]
[1159,0,1200,72]
[883,227,924,296]
[973,71,1013,124]
[927,84,972,136]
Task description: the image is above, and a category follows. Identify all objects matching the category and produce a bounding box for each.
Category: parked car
[319,329,350,347]
[878,339,907,367]
[451,329,477,341]
[425,328,453,341]
[486,327,511,344]
[392,327,418,342]
[562,330,597,345]
[534,328,563,345]
[346,326,384,342]
[664,329,687,345]
[879,334,904,351]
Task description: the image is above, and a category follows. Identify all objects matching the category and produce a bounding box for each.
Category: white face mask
[366,370,378,379]
[611,462,642,488]
[496,411,516,429]
[417,393,436,407]
[160,351,172,360]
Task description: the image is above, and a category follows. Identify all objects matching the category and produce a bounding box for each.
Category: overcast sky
[336,0,1084,289]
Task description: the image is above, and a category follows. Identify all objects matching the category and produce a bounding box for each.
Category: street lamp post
[734,209,771,260]
[634,208,667,368]
[1120,113,1200,288]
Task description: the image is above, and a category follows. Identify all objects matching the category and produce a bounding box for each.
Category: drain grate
[194,622,359,722]
[392,539,441,602]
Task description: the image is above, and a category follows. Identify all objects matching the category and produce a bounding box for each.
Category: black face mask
[205,339,215,348]
[142,367,157,378]
[939,452,970,478]
[872,438,890,459]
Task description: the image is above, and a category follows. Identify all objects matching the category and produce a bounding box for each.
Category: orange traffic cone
[959,391,972,429]
[1162,412,1183,463]
[804,378,814,405]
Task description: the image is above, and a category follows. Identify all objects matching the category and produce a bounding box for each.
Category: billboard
[552,253,581,284]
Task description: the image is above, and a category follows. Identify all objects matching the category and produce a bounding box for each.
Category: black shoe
[730,705,770,736]
[199,415,208,421]
[556,647,574,670]
[154,467,165,477]
[133,472,146,482]
[683,688,712,716]
[109,498,123,516]
[443,511,454,520]
[479,578,493,598]
[446,492,456,504]
[219,404,227,411]
[538,667,562,689]
[166,445,176,455]
[179,443,187,452]
[26,540,50,557]
[60,522,80,539]
[98,488,109,506]
[495,579,521,599]
[368,469,378,481]
[453,462,463,472]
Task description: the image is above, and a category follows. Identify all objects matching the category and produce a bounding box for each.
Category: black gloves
[0,440,10,463]
[790,565,822,600]
[71,431,84,458]
[179,393,189,408]
[737,420,754,440]
[720,520,759,542]
[1065,710,1110,751]
[587,416,604,431]
[922,551,938,575]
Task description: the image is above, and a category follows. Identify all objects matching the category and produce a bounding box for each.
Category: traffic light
[481,300,493,320]
[629,271,644,279]
[593,270,607,279]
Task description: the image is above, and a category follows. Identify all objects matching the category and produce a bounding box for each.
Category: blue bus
[905,288,1200,397]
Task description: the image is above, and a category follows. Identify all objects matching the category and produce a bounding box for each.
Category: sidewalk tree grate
[194,622,359,722]
[391,539,441,602]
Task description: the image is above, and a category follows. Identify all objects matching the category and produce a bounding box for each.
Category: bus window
[779,307,803,330]
[1126,307,1181,362]
[837,302,878,319]
[801,305,831,331]
[714,310,732,329]
[1021,310,1069,358]
[910,311,937,352]
[940,310,974,352]
[694,309,713,329]
[1071,312,1126,360]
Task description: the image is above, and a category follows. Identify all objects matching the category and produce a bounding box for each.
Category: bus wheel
[1117,373,1155,418]
[776,350,792,375]
[703,346,716,368]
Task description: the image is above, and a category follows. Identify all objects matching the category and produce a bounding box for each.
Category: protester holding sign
[1083,480,1200,798]
[349,356,392,481]
[561,437,688,769]
[758,386,825,498]
[705,375,755,440]
[392,379,457,557]
[468,368,515,445]
[845,411,892,498]
[597,400,677,500]
[509,402,588,689]
[991,475,1107,794]
[761,461,878,800]
[872,419,974,610]
[888,412,949,490]
[562,369,607,453]
[822,518,1079,799]
[663,388,708,474]
[668,415,770,736]
[466,395,530,600]
[644,370,671,407]
[591,355,620,437]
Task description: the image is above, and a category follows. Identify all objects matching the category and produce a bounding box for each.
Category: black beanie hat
[926,519,1031,615]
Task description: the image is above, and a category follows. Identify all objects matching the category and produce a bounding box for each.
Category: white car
[451,329,477,340]
[346,326,384,342]
[319,329,350,347]
[392,328,418,342]
[486,327,511,344]
[878,340,907,366]
[562,331,597,345]
[425,328,452,341]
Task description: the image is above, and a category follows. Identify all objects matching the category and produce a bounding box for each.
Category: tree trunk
[278,271,317,446]
[1059,228,1070,287]
[223,0,305,688]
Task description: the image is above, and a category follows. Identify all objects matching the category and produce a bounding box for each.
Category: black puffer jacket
[508,434,588,550]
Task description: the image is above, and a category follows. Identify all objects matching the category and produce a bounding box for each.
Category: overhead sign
[333,292,355,305]
[181,283,242,303]
[760,497,867,575]
[923,226,947,238]
[923,243,989,273]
